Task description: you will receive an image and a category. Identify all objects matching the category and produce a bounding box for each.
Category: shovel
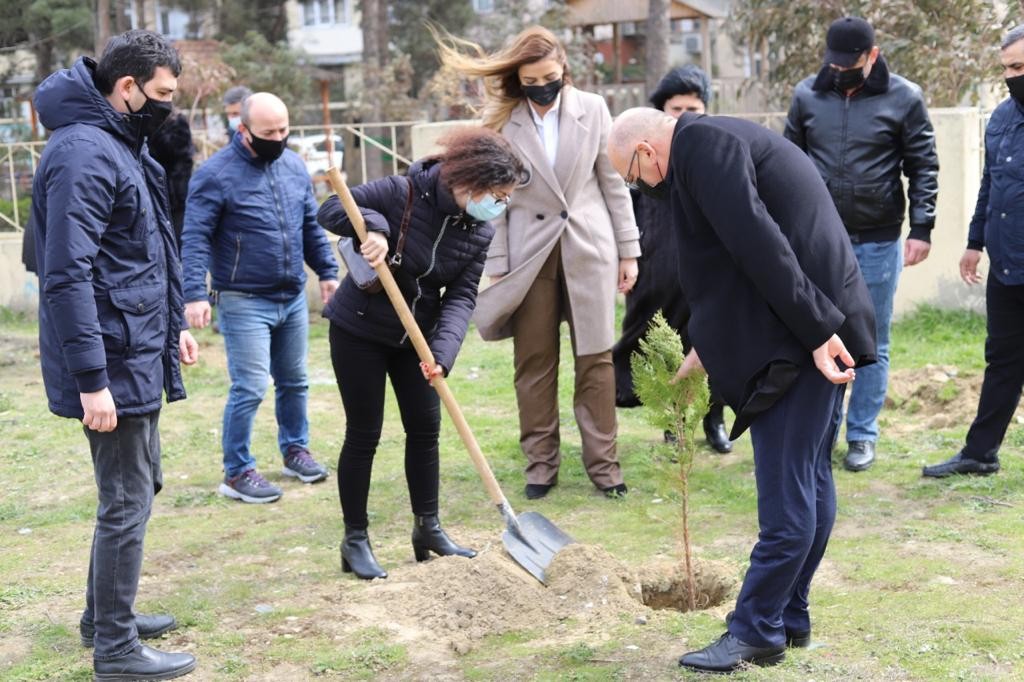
[326,168,572,583]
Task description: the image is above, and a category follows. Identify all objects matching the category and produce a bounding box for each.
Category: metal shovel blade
[502,511,574,584]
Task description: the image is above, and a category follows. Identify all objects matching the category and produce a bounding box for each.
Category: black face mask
[522,79,563,106]
[636,179,669,201]
[832,66,866,92]
[125,89,172,138]
[1007,74,1024,105]
[247,132,289,162]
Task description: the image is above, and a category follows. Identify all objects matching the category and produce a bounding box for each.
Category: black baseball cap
[824,16,875,68]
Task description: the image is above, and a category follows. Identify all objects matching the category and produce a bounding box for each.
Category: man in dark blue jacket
[785,17,939,473]
[924,25,1024,478]
[608,107,876,672]
[181,92,338,504]
[33,30,198,680]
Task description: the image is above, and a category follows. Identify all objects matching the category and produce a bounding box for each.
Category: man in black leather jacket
[785,16,938,473]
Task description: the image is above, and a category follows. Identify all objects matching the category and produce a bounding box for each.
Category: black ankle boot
[340,526,387,579]
[411,515,477,562]
[703,402,732,454]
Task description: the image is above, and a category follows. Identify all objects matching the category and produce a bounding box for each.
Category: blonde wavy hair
[432,25,572,131]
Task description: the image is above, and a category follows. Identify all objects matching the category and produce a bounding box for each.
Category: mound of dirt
[343,542,736,660]
[354,544,647,647]
[886,366,985,434]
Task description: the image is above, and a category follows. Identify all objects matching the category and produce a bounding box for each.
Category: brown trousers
[510,244,623,489]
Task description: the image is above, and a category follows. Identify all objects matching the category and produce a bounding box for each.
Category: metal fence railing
[0,120,424,232]
[0,141,45,232]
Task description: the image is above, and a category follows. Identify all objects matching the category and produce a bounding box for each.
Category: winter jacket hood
[36,56,144,149]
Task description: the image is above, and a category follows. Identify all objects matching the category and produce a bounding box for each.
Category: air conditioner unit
[683,34,702,54]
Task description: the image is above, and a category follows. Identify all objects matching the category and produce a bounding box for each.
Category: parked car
[289,133,344,178]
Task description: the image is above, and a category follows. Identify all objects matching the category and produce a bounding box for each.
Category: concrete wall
[411,108,991,319]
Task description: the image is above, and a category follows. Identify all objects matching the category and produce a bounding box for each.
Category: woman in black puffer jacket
[317,127,526,579]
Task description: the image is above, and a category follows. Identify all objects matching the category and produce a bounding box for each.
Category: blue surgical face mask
[227,115,242,132]
[466,192,508,221]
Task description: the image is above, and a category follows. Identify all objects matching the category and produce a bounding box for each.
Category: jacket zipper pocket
[230,235,242,282]
[119,312,132,357]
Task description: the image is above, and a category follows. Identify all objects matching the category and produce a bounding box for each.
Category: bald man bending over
[181,92,339,504]
[607,108,877,672]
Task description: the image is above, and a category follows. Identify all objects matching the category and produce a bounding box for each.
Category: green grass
[1,304,1022,680]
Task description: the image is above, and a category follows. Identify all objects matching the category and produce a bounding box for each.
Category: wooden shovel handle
[326,167,511,510]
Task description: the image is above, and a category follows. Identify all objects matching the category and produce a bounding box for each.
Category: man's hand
[184,300,211,329]
[813,334,857,384]
[81,388,117,432]
[360,231,389,268]
[904,238,931,266]
[959,248,983,285]
[320,279,339,304]
[179,330,199,365]
[672,347,705,383]
[419,362,444,385]
[618,258,639,294]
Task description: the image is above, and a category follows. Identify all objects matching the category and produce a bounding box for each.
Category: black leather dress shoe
[703,412,732,454]
[524,483,554,500]
[93,643,196,681]
[922,451,1000,478]
[81,614,177,648]
[678,632,785,672]
[725,610,810,648]
[843,440,876,472]
[601,483,628,499]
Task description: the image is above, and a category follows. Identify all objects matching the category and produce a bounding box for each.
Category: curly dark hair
[432,126,528,195]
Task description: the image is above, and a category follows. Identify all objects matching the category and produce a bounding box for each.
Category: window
[473,0,495,13]
[303,0,351,26]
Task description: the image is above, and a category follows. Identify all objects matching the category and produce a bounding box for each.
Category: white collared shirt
[529,92,561,167]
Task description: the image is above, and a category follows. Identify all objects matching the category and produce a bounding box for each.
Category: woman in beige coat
[437,26,640,499]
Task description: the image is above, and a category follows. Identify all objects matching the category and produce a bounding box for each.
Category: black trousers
[329,324,440,530]
[964,274,1024,462]
[81,411,162,661]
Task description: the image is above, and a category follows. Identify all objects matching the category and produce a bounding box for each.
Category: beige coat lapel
[508,101,564,201]
[553,87,589,192]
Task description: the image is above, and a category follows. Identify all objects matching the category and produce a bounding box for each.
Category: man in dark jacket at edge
[608,107,876,673]
[612,64,733,454]
[785,16,939,473]
[181,92,339,504]
[923,25,1024,478]
[32,30,198,680]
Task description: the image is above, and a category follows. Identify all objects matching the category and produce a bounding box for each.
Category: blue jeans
[846,240,901,443]
[218,291,310,477]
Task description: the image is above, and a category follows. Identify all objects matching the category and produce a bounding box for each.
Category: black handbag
[337,176,414,294]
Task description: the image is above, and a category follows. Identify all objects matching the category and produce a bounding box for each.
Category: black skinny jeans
[329,324,441,530]
[81,411,162,661]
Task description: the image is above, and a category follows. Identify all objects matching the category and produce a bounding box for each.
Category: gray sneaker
[219,469,282,504]
[282,445,329,483]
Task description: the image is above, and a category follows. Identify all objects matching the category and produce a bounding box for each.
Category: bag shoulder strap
[389,176,415,267]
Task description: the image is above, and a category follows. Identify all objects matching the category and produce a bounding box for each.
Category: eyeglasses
[624,148,640,190]
[492,191,512,206]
